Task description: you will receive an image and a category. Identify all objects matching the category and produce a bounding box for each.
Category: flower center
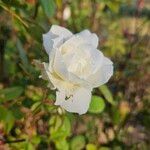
[68,55,92,79]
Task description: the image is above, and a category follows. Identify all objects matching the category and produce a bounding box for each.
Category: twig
[0,40,5,81]
[0,138,26,144]
[0,3,29,28]
[32,2,39,19]
[90,0,97,29]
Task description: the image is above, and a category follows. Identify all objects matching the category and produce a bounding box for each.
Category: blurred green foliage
[0,0,150,149]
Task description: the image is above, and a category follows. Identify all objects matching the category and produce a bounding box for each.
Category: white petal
[78,30,99,48]
[87,56,113,87]
[60,35,84,55]
[55,89,66,105]
[51,49,90,88]
[50,25,73,39]
[60,30,98,55]
[43,31,57,55]
[53,47,90,85]
[42,63,56,89]
[56,87,92,115]
[90,49,104,73]
[63,44,103,79]
[53,49,69,79]
[43,25,73,55]
[68,72,89,86]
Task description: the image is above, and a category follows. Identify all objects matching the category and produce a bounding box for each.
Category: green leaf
[88,96,105,113]
[39,0,56,18]
[86,144,97,150]
[99,85,115,105]
[0,106,15,133]
[5,111,15,133]
[50,116,71,140]
[16,39,28,67]
[107,2,120,13]
[31,136,41,145]
[10,104,24,119]
[0,86,24,102]
[27,25,44,43]
[112,107,121,125]
[0,106,7,120]
[55,139,69,150]
[31,101,41,111]
[25,142,34,150]
[70,135,86,150]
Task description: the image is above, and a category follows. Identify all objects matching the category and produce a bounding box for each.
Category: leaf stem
[0,3,29,28]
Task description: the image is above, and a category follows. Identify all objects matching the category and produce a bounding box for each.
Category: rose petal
[53,48,89,86]
[53,48,69,79]
[50,25,73,40]
[63,44,103,79]
[55,87,92,115]
[43,32,56,55]
[78,30,99,48]
[87,56,113,87]
[42,63,55,89]
[60,30,98,55]
[60,35,84,55]
[55,89,66,105]
[43,25,73,55]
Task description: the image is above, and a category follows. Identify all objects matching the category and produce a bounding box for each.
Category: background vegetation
[0,0,149,149]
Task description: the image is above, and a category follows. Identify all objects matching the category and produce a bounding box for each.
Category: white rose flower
[39,25,113,115]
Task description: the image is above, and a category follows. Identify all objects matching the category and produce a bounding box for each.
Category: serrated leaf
[0,86,24,102]
[99,85,115,105]
[39,0,55,18]
[88,96,105,113]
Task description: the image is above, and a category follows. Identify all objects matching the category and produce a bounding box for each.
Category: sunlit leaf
[25,142,34,150]
[31,101,41,111]
[5,111,15,133]
[56,0,62,9]
[50,116,71,140]
[88,96,105,113]
[99,85,115,105]
[31,136,41,145]
[112,107,121,125]
[0,106,15,133]
[55,139,69,150]
[70,135,86,150]
[86,144,97,150]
